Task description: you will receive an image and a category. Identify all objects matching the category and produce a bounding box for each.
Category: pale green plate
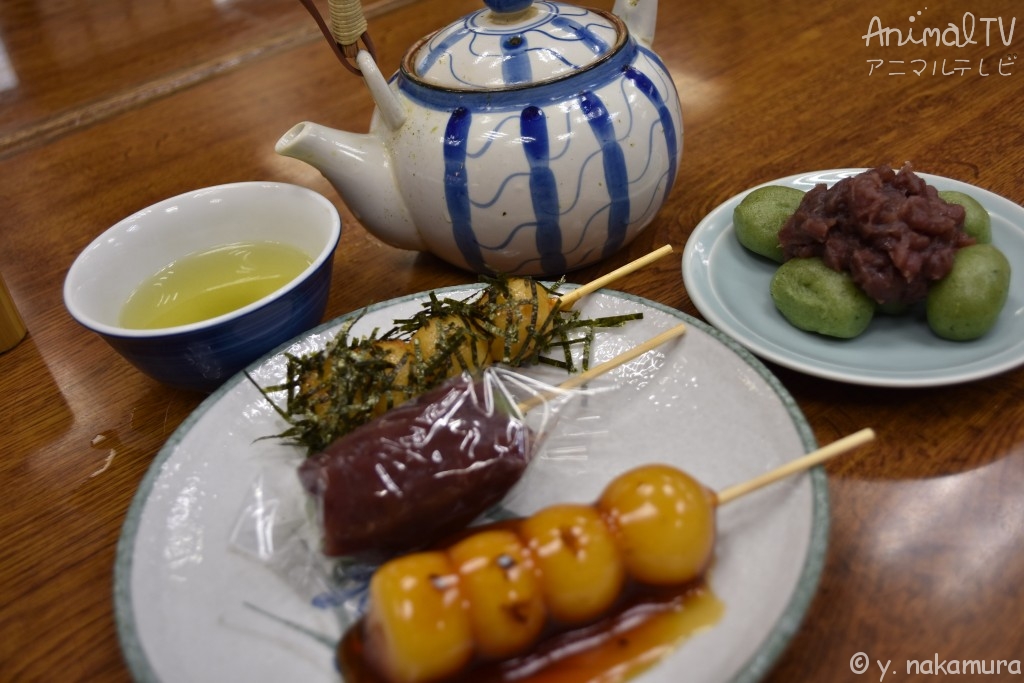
[683,169,1024,387]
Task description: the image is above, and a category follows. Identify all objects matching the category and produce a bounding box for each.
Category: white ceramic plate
[682,169,1024,387]
[115,288,826,683]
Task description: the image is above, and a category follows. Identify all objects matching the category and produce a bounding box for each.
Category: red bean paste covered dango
[778,164,974,306]
[298,373,533,560]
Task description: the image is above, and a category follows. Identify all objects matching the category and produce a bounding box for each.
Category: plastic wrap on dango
[229,366,600,624]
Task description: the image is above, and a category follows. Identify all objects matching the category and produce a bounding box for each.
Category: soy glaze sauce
[339,579,724,683]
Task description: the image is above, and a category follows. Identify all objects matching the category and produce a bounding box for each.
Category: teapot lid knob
[482,0,533,13]
[408,0,622,90]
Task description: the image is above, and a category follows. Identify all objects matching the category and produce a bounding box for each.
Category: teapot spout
[613,0,658,47]
[275,122,424,251]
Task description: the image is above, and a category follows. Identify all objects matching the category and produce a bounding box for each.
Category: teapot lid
[403,0,625,91]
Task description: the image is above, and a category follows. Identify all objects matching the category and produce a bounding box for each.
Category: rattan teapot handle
[298,0,377,75]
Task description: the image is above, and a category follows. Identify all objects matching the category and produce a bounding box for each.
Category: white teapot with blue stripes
[277,0,680,276]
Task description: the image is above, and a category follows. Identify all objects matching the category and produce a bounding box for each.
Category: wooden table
[2,0,1022,680]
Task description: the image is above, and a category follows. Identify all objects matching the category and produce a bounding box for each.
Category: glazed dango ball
[447,529,547,659]
[519,504,626,624]
[358,464,717,683]
[363,552,473,683]
[597,464,716,585]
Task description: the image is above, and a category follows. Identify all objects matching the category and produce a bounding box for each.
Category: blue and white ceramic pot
[278,0,681,276]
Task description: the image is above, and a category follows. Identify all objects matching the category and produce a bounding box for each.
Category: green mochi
[927,244,1011,340]
[770,258,875,339]
[733,185,806,263]
[938,190,992,244]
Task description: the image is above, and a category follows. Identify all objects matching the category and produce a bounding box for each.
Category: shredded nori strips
[256,277,641,454]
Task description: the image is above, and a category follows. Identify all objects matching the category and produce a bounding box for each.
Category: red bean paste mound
[778,164,973,306]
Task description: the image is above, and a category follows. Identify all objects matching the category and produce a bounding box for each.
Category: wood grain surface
[1,0,1021,681]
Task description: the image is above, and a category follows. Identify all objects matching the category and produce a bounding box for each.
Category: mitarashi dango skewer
[264,246,674,454]
[344,428,876,683]
[298,324,688,560]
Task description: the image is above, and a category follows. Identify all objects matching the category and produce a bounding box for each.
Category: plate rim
[682,167,1024,387]
[113,285,828,683]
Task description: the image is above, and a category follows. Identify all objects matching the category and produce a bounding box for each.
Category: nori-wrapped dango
[262,277,640,454]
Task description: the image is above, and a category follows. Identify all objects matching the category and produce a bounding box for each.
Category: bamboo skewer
[715,428,876,506]
[517,323,686,413]
[555,323,686,393]
[558,244,674,309]
[501,244,678,413]
[260,244,677,448]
